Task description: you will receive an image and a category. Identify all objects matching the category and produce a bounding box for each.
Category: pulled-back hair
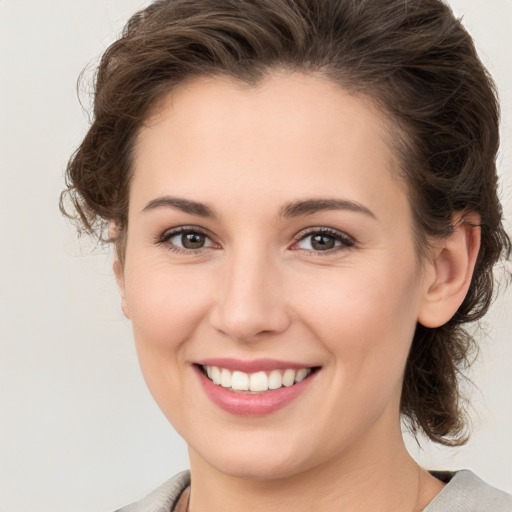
[61,0,511,446]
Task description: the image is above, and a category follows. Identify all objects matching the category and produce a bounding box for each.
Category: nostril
[209,304,292,342]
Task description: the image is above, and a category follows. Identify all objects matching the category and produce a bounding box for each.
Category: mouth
[197,364,320,393]
[193,358,322,415]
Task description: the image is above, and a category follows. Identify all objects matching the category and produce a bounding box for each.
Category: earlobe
[110,223,130,319]
[113,257,130,319]
[418,212,481,328]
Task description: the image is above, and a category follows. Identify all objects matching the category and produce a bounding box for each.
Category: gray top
[115,469,512,511]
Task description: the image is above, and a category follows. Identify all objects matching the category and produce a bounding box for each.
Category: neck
[186,424,443,512]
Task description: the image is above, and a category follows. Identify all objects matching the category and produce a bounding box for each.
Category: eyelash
[291,227,355,254]
[156,226,355,255]
[156,226,216,255]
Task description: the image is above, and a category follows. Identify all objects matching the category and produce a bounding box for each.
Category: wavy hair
[61,0,511,445]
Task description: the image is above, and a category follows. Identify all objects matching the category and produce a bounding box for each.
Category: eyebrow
[141,196,376,220]
[280,198,376,219]
[141,196,218,218]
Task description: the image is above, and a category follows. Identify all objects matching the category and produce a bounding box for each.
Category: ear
[417,212,481,328]
[110,224,131,319]
[113,257,130,319]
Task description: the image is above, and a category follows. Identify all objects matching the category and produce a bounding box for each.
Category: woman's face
[118,72,433,479]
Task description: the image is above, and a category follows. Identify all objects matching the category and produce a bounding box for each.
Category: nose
[209,249,291,342]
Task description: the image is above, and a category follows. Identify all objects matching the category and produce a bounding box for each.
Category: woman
[61,0,512,510]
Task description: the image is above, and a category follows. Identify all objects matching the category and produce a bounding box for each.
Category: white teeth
[220,368,231,388]
[268,369,282,390]
[249,371,268,392]
[282,369,295,387]
[211,366,222,385]
[231,371,249,391]
[202,365,313,392]
[295,368,309,383]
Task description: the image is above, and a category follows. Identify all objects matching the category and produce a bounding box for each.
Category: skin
[114,71,480,511]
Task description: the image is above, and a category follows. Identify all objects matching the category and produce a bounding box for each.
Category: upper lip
[194,358,317,373]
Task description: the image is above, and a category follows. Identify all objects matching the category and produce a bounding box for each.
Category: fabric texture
[424,470,511,511]
[114,469,512,511]
[114,471,190,512]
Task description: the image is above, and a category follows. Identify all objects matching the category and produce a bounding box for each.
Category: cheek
[123,263,214,425]
[125,262,211,346]
[297,258,421,390]
[299,257,420,337]
[123,261,214,409]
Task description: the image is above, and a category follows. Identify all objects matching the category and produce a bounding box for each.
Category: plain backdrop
[0,1,511,511]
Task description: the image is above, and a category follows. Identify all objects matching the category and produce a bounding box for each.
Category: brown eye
[294,228,354,253]
[181,232,206,249]
[159,228,216,252]
[310,234,336,251]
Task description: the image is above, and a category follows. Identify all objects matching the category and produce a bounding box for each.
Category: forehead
[139,71,393,156]
[131,72,407,218]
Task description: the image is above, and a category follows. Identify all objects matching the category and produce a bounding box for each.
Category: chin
[189,435,313,481]
[214,456,305,481]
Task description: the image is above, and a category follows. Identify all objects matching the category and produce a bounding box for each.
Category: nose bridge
[210,243,290,341]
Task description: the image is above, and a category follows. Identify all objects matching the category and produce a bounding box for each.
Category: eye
[292,228,354,253]
[157,227,217,253]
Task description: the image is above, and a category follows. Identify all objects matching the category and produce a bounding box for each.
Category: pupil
[311,234,335,250]
[182,232,205,249]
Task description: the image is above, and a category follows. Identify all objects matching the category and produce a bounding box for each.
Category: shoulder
[113,470,191,512]
[111,468,511,512]
[424,469,512,512]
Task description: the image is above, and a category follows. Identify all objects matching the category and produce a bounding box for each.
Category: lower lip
[195,366,318,416]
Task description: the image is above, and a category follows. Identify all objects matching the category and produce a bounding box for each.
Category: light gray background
[0,1,511,511]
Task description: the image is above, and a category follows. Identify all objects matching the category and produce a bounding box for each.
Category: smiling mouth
[197,364,320,393]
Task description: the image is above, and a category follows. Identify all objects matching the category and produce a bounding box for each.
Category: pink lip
[195,357,314,373]
[193,364,319,417]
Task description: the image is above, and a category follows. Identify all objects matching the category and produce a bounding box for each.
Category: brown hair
[61,0,511,446]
